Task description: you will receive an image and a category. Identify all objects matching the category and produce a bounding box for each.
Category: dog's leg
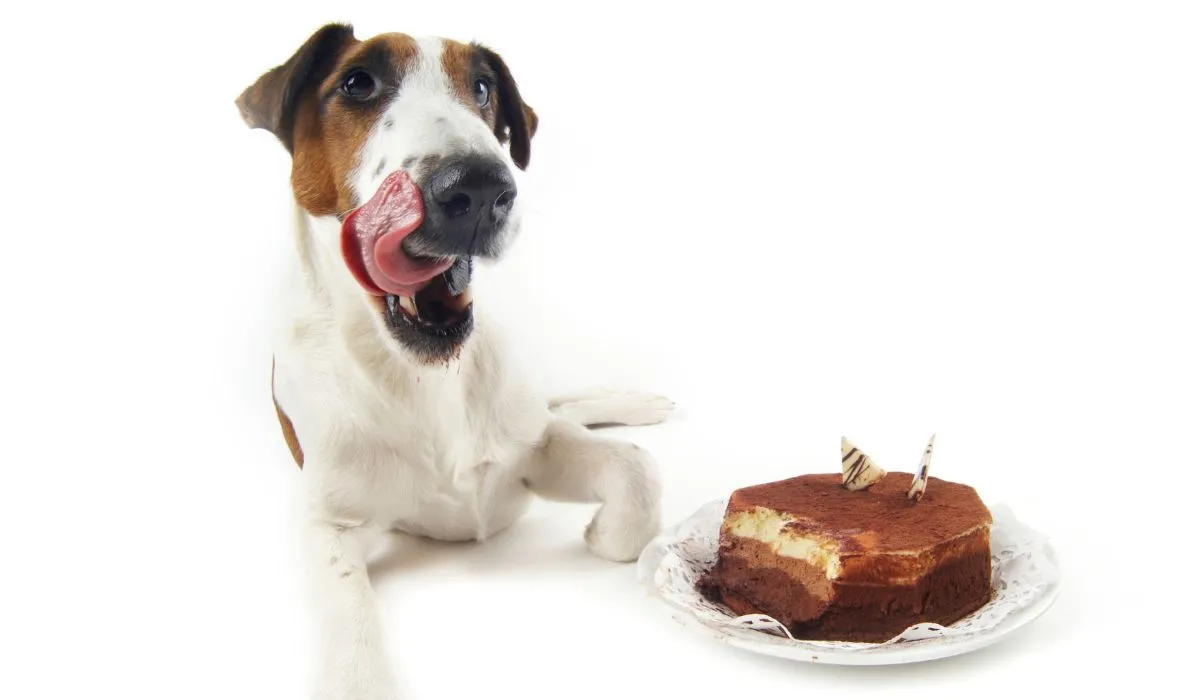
[304,519,399,700]
[522,420,662,561]
[549,389,674,428]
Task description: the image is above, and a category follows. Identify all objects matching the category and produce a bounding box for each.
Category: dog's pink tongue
[341,170,453,297]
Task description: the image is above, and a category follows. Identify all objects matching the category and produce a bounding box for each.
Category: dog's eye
[473,79,491,108]
[341,71,377,100]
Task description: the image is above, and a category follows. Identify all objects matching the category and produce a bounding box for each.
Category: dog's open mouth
[383,257,473,333]
[341,169,476,351]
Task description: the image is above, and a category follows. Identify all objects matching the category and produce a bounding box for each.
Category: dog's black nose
[425,155,516,256]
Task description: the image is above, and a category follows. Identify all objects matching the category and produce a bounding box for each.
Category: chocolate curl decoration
[908,434,936,502]
[841,437,887,490]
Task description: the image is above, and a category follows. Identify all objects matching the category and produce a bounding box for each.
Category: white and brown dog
[236,22,671,700]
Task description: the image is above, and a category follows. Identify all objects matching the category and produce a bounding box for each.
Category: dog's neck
[289,204,356,310]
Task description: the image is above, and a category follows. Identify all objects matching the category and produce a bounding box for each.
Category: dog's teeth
[386,296,399,315]
[398,296,418,317]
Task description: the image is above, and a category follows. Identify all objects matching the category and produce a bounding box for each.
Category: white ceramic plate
[637,499,1061,665]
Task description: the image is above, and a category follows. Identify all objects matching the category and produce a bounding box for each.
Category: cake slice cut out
[841,437,887,490]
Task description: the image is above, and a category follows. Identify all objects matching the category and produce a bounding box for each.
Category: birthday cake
[698,437,994,643]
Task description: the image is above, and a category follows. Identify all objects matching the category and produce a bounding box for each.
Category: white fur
[267,37,670,700]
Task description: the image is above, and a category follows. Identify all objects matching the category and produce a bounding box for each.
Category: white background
[1,1,1197,697]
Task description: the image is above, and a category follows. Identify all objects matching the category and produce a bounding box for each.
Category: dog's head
[236,23,537,362]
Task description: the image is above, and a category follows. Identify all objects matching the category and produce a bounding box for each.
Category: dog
[235,23,672,700]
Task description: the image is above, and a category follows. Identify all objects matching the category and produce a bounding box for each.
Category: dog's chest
[315,374,544,541]
[276,304,548,540]
[380,417,534,540]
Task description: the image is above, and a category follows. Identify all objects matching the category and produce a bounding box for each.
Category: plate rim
[640,499,1061,666]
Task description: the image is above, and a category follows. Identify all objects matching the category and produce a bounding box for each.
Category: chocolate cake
[699,439,993,643]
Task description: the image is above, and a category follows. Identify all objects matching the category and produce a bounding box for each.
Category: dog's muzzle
[339,156,519,361]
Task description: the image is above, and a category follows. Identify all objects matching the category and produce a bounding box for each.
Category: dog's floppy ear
[235,23,358,152]
[477,46,538,170]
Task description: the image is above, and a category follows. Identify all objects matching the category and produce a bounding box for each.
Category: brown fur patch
[440,40,498,131]
[237,28,421,217]
[290,35,420,216]
[441,40,476,109]
[288,102,345,216]
[271,358,304,468]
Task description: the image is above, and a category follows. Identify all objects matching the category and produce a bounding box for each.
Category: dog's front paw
[585,508,660,562]
[559,390,675,427]
[604,391,675,426]
[583,445,663,562]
